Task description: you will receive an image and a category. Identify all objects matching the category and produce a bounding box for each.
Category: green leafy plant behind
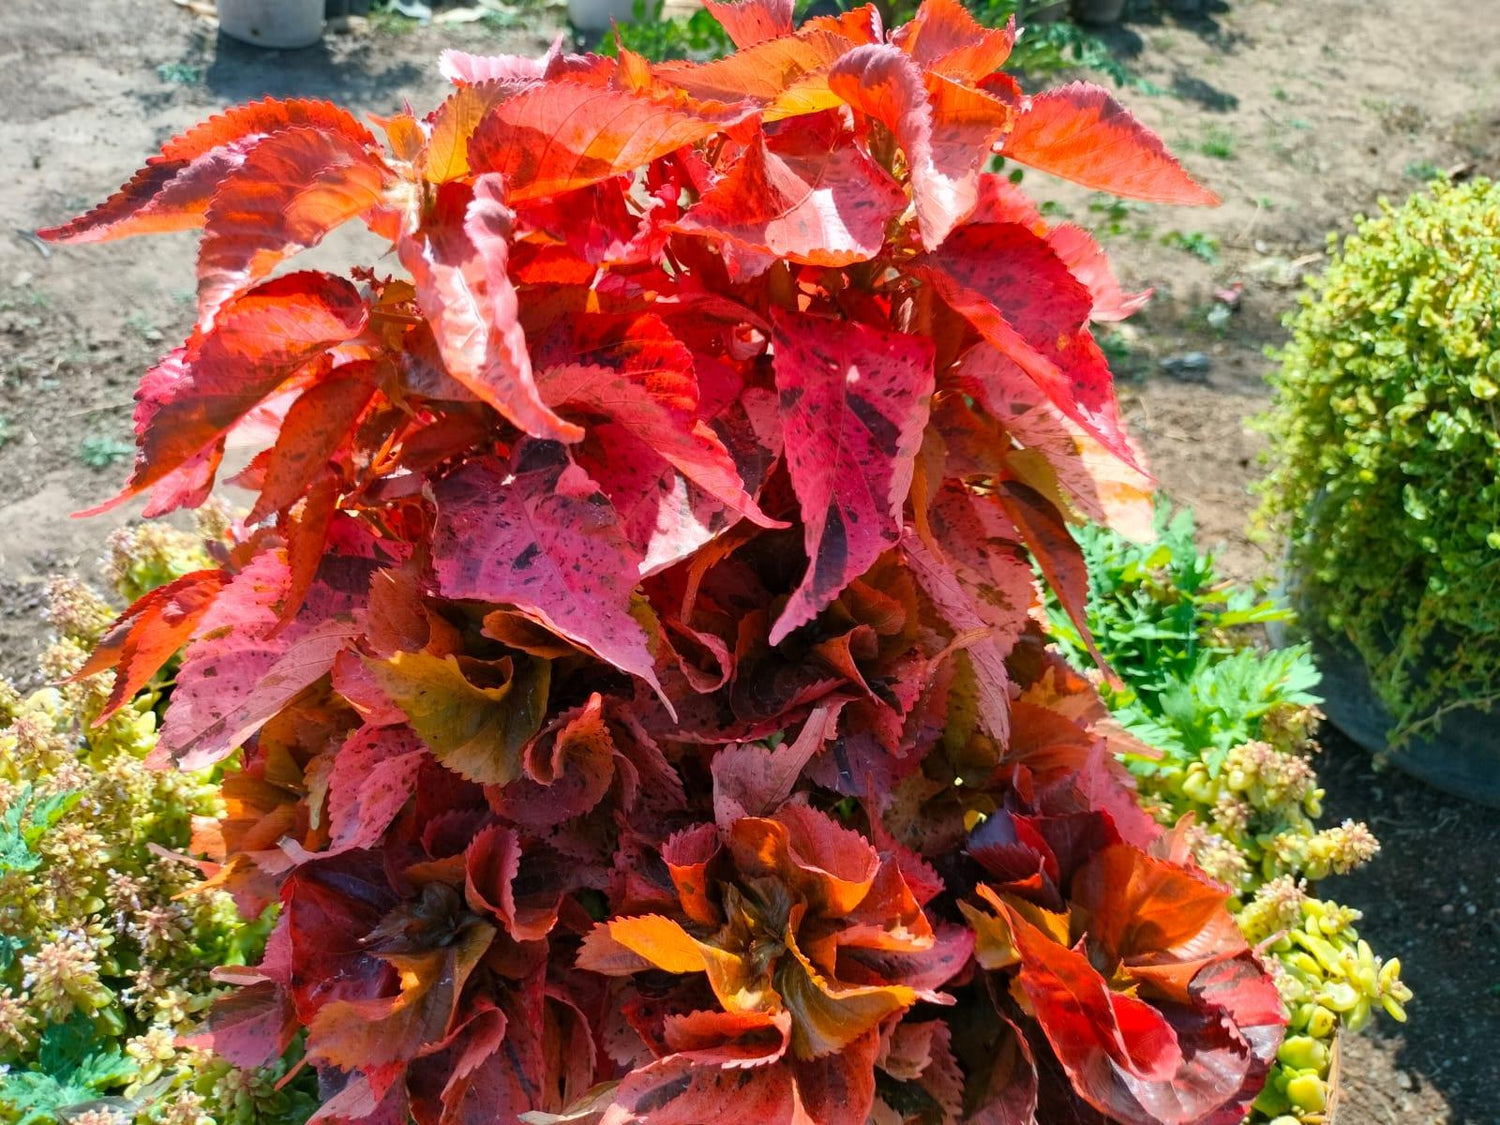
[0,519,312,1125]
[1046,503,1412,1124]
[609,0,1157,88]
[1255,176,1500,742]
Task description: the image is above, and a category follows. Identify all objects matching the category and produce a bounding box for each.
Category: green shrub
[1046,505,1412,1124]
[0,523,312,1125]
[1256,177,1500,742]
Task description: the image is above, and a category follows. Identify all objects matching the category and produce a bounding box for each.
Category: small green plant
[78,435,134,470]
[1163,228,1221,263]
[605,0,733,61]
[0,416,11,451]
[1199,126,1236,159]
[154,63,202,85]
[0,519,314,1125]
[1045,503,1412,1124]
[1256,177,1500,742]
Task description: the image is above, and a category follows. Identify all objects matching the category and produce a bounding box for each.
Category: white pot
[567,0,637,32]
[218,0,326,48]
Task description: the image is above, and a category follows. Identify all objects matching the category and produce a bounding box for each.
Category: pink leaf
[399,175,581,443]
[828,45,1010,248]
[430,445,665,701]
[702,0,794,47]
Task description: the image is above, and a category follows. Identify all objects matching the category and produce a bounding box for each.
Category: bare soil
[0,0,1497,1120]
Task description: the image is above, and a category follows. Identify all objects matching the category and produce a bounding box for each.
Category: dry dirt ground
[1,0,1498,1120]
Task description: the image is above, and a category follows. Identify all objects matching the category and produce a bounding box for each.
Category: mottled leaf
[770,310,934,644]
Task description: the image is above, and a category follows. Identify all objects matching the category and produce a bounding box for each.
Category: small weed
[156,62,202,85]
[1087,195,1149,238]
[1199,127,1236,160]
[367,2,419,34]
[1097,330,1146,381]
[1255,196,1276,210]
[124,311,162,341]
[1038,199,1070,219]
[1162,230,1221,265]
[0,286,48,313]
[1272,86,1291,102]
[79,434,134,470]
[0,416,11,451]
[1404,160,1445,181]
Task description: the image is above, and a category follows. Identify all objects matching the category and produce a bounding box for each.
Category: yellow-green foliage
[1257,177,1500,740]
[0,521,309,1125]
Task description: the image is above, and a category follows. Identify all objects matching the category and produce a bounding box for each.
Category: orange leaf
[892,0,1015,83]
[467,80,747,203]
[71,569,228,723]
[37,99,374,244]
[1001,82,1219,206]
[197,125,391,325]
[597,915,710,975]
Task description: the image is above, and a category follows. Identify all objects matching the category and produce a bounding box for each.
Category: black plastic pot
[1273,581,1500,808]
[1070,0,1127,24]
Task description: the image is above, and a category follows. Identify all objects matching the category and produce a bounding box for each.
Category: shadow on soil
[202,32,427,103]
[1317,727,1500,1122]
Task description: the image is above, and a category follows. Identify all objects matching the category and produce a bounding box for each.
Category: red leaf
[998,901,1185,1106]
[465,825,564,941]
[141,439,223,518]
[594,1056,797,1125]
[828,45,1010,248]
[486,693,619,829]
[251,364,379,521]
[661,1008,791,1067]
[901,531,1016,743]
[918,223,1136,467]
[197,125,390,324]
[1044,223,1152,323]
[430,446,665,700]
[769,310,934,644]
[37,99,375,244]
[467,80,748,203]
[711,700,845,823]
[538,354,772,531]
[1001,82,1219,206]
[71,569,228,722]
[160,528,395,769]
[792,1028,880,1125]
[399,176,581,443]
[326,725,428,852]
[996,480,1112,680]
[100,272,367,510]
[670,115,906,267]
[183,980,297,1069]
[702,0,793,48]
